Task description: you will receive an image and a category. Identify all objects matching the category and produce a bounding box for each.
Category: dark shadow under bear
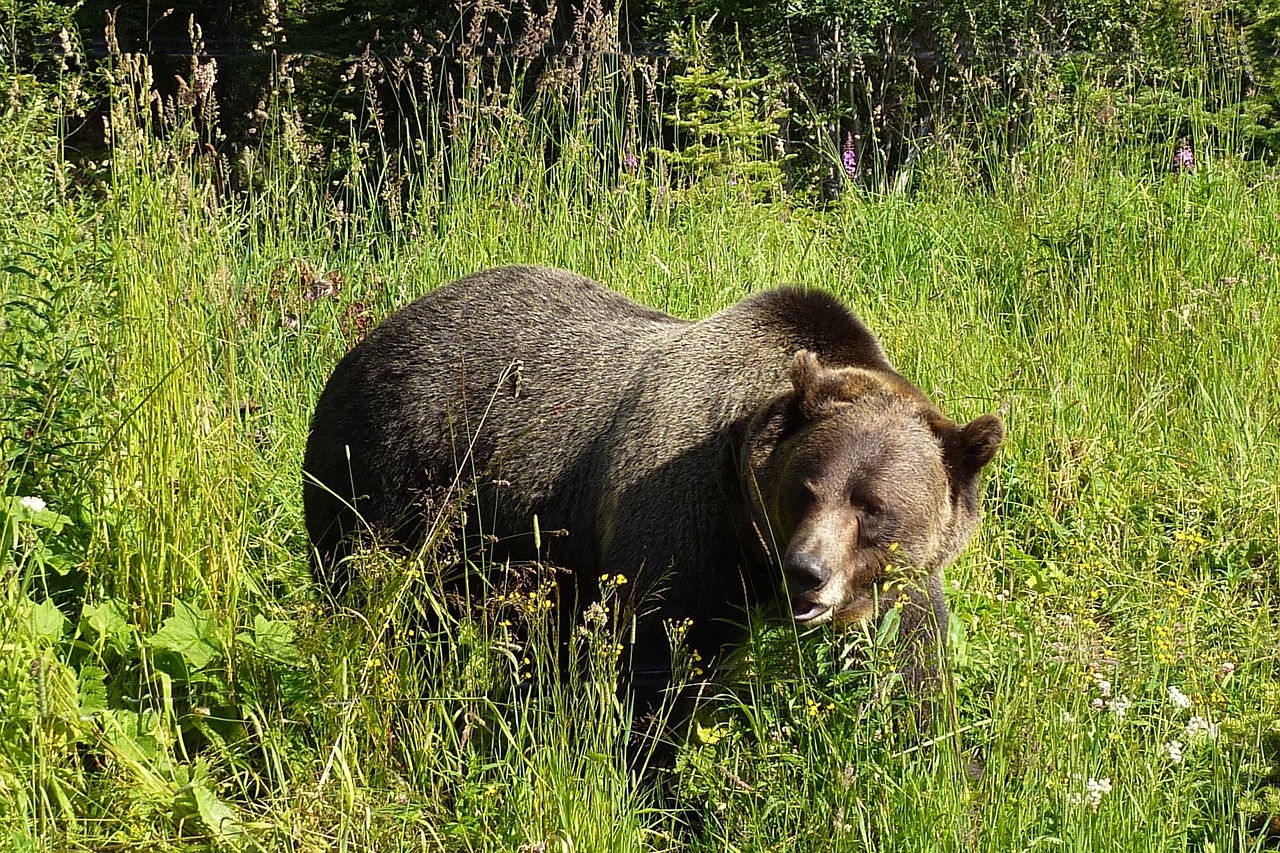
[303,265,1003,699]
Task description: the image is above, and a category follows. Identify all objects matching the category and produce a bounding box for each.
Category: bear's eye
[857,497,882,518]
[856,498,887,539]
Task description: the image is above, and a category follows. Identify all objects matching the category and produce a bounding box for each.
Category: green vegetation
[2,6,1280,850]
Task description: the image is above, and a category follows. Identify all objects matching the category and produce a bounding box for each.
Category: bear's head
[744,350,1003,626]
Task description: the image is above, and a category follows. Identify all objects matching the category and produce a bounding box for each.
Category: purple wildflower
[623,151,639,172]
[842,133,857,178]
[1173,138,1194,172]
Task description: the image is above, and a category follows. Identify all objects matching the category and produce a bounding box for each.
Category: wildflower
[1085,777,1112,808]
[1184,715,1219,741]
[1172,138,1195,172]
[1168,685,1192,710]
[18,496,47,513]
[841,133,857,178]
[1109,694,1132,720]
[1091,697,1106,711]
[1096,678,1112,698]
[1068,776,1112,810]
[623,151,639,171]
[1061,711,1076,724]
[192,58,217,102]
[1165,740,1184,765]
[840,763,856,789]
[583,601,607,630]
[1220,661,1236,676]
[54,27,77,72]
[1172,529,1206,550]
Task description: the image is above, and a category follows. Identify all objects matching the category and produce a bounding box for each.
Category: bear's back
[380,265,679,349]
[304,267,911,587]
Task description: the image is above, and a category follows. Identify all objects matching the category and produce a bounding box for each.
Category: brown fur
[302,265,1003,693]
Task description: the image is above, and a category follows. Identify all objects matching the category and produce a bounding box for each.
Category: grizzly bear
[303,265,1002,695]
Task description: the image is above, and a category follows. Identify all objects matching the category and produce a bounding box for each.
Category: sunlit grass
[1,56,1278,851]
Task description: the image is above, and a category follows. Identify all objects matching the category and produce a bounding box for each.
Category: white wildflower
[18,496,47,513]
[1165,740,1184,765]
[1109,694,1132,720]
[1220,661,1236,676]
[1091,697,1106,711]
[1062,711,1076,724]
[1184,716,1219,742]
[1168,685,1192,710]
[583,601,608,630]
[1086,777,1112,809]
[1096,678,1112,698]
[1069,776,1113,810]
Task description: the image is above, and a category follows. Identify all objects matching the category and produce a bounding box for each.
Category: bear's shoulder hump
[736,286,893,371]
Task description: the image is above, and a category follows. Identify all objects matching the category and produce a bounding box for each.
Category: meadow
[2,38,1280,852]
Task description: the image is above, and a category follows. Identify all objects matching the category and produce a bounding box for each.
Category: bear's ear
[790,349,829,419]
[944,414,1004,480]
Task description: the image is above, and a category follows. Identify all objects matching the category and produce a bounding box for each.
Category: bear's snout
[785,551,831,591]
[785,550,838,623]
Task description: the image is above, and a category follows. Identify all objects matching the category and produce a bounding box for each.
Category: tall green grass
[1,33,1278,851]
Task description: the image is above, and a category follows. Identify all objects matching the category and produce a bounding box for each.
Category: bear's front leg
[888,571,952,731]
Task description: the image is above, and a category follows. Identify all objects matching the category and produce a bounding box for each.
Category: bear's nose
[785,552,831,590]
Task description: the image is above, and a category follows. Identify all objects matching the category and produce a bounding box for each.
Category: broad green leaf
[80,599,133,652]
[696,720,727,745]
[30,598,68,640]
[191,781,242,839]
[173,762,242,840]
[147,600,221,670]
[874,601,901,649]
[102,709,161,766]
[236,614,299,664]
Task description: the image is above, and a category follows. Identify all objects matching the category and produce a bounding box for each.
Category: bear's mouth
[791,598,832,624]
